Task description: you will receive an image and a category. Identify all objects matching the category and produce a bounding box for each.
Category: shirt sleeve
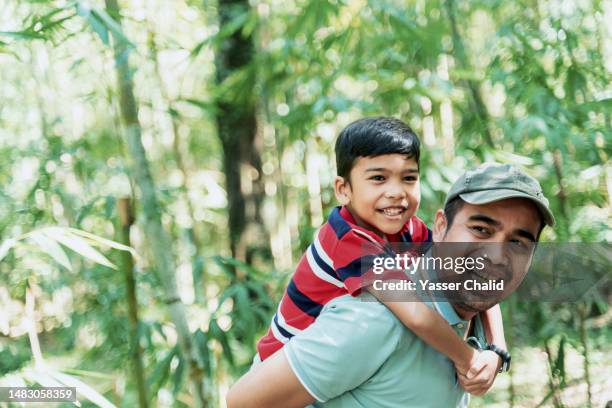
[408,216,432,242]
[283,295,401,402]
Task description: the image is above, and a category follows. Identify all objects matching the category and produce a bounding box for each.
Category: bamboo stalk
[103,2,207,406]
[443,0,495,149]
[25,282,44,367]
[544,340,564,408]
[506,301,515,408]
[578,303,593,407]
[117,198,148,408]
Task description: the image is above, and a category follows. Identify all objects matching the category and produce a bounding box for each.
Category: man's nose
[484,244,509,266]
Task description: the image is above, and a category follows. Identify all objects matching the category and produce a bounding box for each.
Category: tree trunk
[117,198,148,408]
[215,0,266,264]
[103,1,207,406]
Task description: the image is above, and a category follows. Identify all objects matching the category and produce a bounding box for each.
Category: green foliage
[0,0,609,406]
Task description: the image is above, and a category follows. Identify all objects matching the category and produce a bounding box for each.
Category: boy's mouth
[377,206,407,217]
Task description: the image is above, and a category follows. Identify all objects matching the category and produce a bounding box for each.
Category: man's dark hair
[443,197,545,241]
[335,117,420,180]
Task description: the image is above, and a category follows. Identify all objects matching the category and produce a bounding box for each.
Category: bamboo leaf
[234,284,255,339]
[148,347,177,393]
[90,8,134,48]
[209,319,234,366]
[67,228,137,256]
[49,369,117,408]
[555,336,566,387]
[194,329,211,375]
[75,1,135,48]
[22,368,64,388]
[0,31,46,40]
[0,238,16,263]
[27,230,73,271]
[171,354,186,395]
[76,2,109,44]
[41,227,115,269]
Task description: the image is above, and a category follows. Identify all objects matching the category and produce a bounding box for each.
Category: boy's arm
[481,304,507,350]
[480,304,506,371]
[373,291,477,375]
[455,304,507,396]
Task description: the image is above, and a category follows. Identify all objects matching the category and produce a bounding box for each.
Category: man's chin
[453,299,498,315]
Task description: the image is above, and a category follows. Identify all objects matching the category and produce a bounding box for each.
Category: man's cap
[444,163,555,227]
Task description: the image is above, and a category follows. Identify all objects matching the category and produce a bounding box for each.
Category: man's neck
[429,245,478,321]
[452,304,477,321]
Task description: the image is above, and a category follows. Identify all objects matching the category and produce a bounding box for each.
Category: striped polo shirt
[256,206,432,360]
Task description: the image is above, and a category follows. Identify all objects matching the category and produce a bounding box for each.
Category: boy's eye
[369,175,385,181]
[403,176,417,182]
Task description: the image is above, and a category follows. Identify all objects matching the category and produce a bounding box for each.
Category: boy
[256,117,505,392]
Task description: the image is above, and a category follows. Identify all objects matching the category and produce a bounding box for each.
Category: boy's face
[334,154,420,238]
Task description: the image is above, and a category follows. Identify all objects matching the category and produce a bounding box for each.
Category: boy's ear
[334,176,351,205]
[432,209,447,242]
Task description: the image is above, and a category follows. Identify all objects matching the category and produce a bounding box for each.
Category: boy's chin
[378,226,404,236]
[373,220,406,236]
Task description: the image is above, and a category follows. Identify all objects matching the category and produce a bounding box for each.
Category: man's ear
[432,209,447,242]
[334,176,351,205]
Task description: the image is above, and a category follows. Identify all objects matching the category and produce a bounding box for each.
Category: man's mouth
[470,265,508,286]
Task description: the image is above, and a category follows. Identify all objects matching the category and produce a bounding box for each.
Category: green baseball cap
[444,163,555,227]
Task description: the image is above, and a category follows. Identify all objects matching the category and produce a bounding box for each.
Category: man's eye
[471,226,489,235]
[510,239,528,250]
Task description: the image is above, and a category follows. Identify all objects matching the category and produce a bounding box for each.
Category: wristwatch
[487,344,511,373]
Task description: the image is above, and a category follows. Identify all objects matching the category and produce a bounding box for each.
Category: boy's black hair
[335,117,421,180]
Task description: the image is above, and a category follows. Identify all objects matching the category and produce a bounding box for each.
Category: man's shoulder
[322,295,403,333]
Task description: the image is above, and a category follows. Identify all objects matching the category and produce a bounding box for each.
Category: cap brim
[459,189,556,227]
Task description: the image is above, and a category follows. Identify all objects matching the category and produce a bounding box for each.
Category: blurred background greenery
[0,0,610,406]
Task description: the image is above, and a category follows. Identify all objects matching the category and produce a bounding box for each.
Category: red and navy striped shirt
[256,206,431,360]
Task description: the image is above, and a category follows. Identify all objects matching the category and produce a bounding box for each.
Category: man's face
[432,198,542,314]
[334,154,420,238]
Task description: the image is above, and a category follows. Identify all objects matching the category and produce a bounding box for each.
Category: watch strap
[487,343,511,373]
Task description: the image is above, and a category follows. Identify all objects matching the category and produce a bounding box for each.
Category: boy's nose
[384,183,406,199]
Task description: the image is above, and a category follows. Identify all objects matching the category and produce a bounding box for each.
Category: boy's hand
[454,347,480,377]
[457,350,502,396]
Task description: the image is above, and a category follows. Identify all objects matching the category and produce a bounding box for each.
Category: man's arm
[226,350,314,408]
[227,296,401,406]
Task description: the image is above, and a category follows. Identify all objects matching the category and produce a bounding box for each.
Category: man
[227,163,555,408]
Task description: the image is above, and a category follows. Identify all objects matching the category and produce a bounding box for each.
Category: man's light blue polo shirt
[284,294,485,407]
